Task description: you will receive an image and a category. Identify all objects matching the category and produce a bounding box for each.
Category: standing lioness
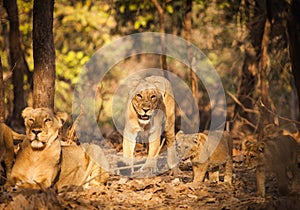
[123,76,177,173]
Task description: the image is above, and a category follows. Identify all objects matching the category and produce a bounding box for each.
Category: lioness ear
[56,112,68,126]
[127,75,141,90]
[145,76,167,95]
[22,107,34,119]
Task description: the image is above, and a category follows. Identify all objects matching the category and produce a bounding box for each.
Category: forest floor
[1,157,300,210]
[1,130,300,210]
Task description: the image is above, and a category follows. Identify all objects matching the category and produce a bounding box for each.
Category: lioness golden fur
[176,131,233,183]
[57,143,109,191]
[123,76,177,172]
[243,135,298,197]
[9,107,67,189]
[0,123,14,185]
[9,107,109,190]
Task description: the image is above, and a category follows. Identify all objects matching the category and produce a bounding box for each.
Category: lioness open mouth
[138,114,150,121]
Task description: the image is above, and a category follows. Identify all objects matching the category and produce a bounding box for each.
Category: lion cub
[176,131,232,183]
[243,135,298,197]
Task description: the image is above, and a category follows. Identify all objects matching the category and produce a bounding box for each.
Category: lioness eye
[44,118,52,123]
[151,95,156,100]
[28,118,34,123]
[136,94,142,99]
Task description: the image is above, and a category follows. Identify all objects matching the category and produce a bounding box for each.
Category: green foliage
[0,0,295,125]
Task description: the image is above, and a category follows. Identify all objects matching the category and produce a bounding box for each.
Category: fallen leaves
[1,159,300,209]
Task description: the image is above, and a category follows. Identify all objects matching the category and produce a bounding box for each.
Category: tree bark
[232,0,266,133]
[184,0,199,106]
[151,0,168,74]
[4,0,29,129]
[287,0,300,120]
[232,43,257,133]
[33,0,55,109]
[259,13,277,133]
[0,58,4,123]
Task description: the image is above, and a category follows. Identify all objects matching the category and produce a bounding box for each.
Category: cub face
[22,107,67,150]
[176,131,206,161]
[243,139,263,170]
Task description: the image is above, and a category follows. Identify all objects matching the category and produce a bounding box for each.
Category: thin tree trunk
[33,0,55,109]
[4,0,29,129]
[258,13,277,139]
[232,43,257,133]
[151,0,168,74]
[0,58,4,123]
[287,0,300,120]
[259,12,277,131]
[184,0,199,106]
[232,1,265,133]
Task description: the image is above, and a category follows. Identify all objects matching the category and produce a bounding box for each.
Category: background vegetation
[0,0,299,136]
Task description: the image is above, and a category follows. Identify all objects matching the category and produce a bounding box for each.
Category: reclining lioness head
[22,107,67,150]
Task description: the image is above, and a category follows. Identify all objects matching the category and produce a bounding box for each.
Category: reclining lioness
[0,123,14,185]
[9,107,109,190]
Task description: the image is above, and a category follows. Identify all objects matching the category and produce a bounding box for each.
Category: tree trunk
[232,0,266,134]
[258,12,278,135]
[232,43,257,133]
[0,58,4,123]
[184,0,199,106]
[151,0,168,74]
[33,0,55,109]
[4,0,29,129]
[287,0,300,120]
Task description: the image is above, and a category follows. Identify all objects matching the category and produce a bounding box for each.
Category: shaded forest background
[1,0,300,137]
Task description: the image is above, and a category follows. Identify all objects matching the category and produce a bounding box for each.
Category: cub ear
[192,137,198,143]
[243,139,252,150]
[176,130,184,138]
[197,133,207,144]
[258,142,265,153]
[56,112,68,126]
[145,76,167,95]
[22,107,34,119]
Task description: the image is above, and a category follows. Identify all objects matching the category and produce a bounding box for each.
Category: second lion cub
[243,135,298,197]
[176,131,232,183]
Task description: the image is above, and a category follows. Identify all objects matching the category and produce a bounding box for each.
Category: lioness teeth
[141,115,149,120]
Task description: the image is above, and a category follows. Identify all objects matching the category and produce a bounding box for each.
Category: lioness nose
[143,108,150,113]
[32,129,42,135]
